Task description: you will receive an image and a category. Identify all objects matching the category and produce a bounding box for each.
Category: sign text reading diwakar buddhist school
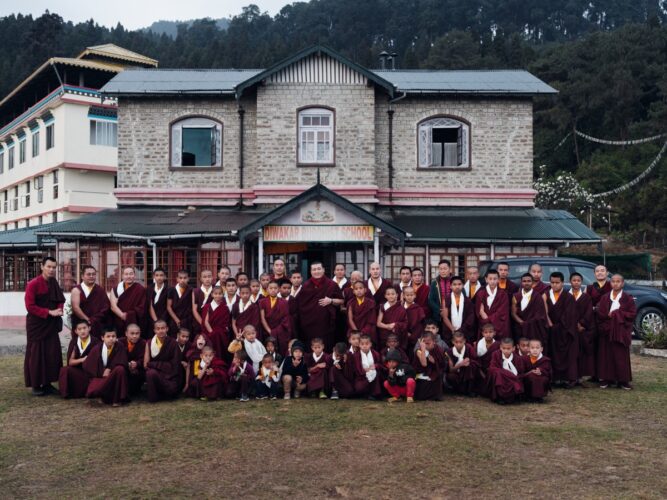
[263,225,374,242]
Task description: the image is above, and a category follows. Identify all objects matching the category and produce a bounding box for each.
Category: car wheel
[634,307,666,338]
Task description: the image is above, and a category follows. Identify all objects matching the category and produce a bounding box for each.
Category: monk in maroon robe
[586,265,612,308]
[352,336,386,399]
[83,329,129,406]
[488,339,527,404]
[365,261,393,308]
[596,275,636,388]
[497,261,519,306]
[24,257,65,395]
[192,270,214,336]
[475,271,511,340]
[376,288,408,351]
[512,273,549,348]
[186,346,227,400]
[347,281,377,341]
[59,321,99,398]
[144,320,182,402]
[147,268,169,339]
[570,273,596,379]
[295,262,344,351]
[329,343,356,399]
[232,286,261,338]
[445,332,481,396]
[411,269,431,319]
[260,282,293,356]
[529,263,549,296]
[166,270,194,337]
[522,339,552,400]
[70,265,109,339]
[305,339,332,396]
[203,290,232,361]
[442,277,476,344]
[119,325,146,396]
[404,289,426,353]
[474,323,500,396]
[412,332,446,400]
[546,272,579,386]
[111,267,146,337]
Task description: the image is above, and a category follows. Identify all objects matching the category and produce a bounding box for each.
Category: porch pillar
[257,229,264,276]
[374,228,380,266]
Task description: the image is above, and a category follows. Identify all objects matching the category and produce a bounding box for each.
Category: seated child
[187,345,227,401]
[352,334,385,400]
[265,336,284,366]
[381,334,409,364]
[474,322,500,396]
[226,350,254,402]
[383,349,417,403]
[515,337,530,357]
[59,320,99,398]
[176,327,191,391]
[243,325,267,374]
[305,338,331,399]
[329,341,355,400]
[82,327,129,406]
[119,323,146,397]
[488,338,527,405]
[445,331,482,396]
[281,341,309,400]
[348,330,361,356]
[255,353,281,400]
[522,339,552,402]
[413,319,449,355]
[412,331,446,401]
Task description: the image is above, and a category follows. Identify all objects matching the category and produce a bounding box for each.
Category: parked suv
[479,257,667,337]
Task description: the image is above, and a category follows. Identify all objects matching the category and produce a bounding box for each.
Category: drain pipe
[147,238,157,270]
[387,92,407,207]
[237,104,245,207]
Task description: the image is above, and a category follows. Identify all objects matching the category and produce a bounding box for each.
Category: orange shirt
[470,283,476,297]
[270,296,278,308]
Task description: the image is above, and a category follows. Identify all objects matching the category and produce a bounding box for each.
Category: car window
[507,263,529,281]
[573,265,596,286]
[540,264,572,283]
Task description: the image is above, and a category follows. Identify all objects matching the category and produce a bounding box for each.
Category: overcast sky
[1,0,291,30]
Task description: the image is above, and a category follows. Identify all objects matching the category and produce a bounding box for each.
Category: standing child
[175,328,191,391]
[224,278,239,312]
[119,323,146,397]
[441,277,476,345]
[83,327,128,406]
[570,272,596,383]
[330,342,355,400]
[186,346,227,401]
[488,338,527,404]
[255,353,281,400]
[403,286,426,353]
[522,339,551,402]
[445,331,482,396]
[166,269,194,337]
[249,279,262,303]
[305,338,331,399]
[260,281,292,356]
[226,350,254,402]
[191,269,214,336]
[376,287,408,351]
[383,349,417,403]
[347,280,377,342]
[59,320,99,398]
[147,267,169,338]
[281,341,309,400]
[546,272,579,388]
[232,285,261,341]
[243,325,267,374]
[352,334,385,400]
[264,336,284,366]
[412,332,446,401]
[512,273,549,348]
[203,286,231,362]
[475,270,511,340]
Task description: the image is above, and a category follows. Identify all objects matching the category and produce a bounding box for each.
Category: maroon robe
[522,354,552,399]
[405,303,426,352]
[112,282,146,336]
[413,284,431,319]
[305,352,332,393]
[202,302,231,361]
[474,340,500,373]
[586,280,612,308]
[532,281,550,296]
[377,302,408,351]
[145,335,182,402]
[596,291,636,384]
[347,297,377,342]
[329,354,356,398]
[186,356,228,399]
[24,276,64,389]
[412,345,446,400]
[167,286,193,336]
[352,349,386,398]
[83,342,129,405]
[119,337,146,396]
[547,291,579,382]
[260,297,292,356]
[488,350,527,403]
[513,290,549,348]
[443,294,476,344]
[475,287,511,340]
[295,276,343,351]
[59,336,100,398]
[192,287,214,335]
[72,283,110,339]
[334,279,352,344]
[365,278,393,308]
[445,343,482,395]
[572,291,596,378]
[498,279,519,304]
[232,300,261,340]
[147,285,168,338]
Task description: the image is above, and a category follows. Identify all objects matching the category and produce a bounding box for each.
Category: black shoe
[367,395,377,401]
[42,384,57,395]
[31,388,46,396]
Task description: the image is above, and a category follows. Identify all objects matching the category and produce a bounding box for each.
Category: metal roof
[383,208,600,243]
[101,45,556,97]
[375,69,557,95]
[35,208,268,239]
[0,223,58,248]
[77,44,158,67]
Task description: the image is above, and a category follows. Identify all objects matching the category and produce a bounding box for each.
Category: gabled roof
[233,45,396,98]
[238,183,407,243]
[77,44,158,67]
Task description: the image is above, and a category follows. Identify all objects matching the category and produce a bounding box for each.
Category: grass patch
[1,354,666,498]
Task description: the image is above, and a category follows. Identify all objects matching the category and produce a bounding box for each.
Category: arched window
[418,116,470,169]
[170,116,222,168]
[298,107,334,165]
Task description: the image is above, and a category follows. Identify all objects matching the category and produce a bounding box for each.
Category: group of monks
[24,256,636,406]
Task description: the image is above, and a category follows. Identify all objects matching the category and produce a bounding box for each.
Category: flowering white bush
[534,165,607,212]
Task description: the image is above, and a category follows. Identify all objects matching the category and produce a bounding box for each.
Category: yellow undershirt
[81,337,89,351]
[270,296,278,308]
[356,297,364,306]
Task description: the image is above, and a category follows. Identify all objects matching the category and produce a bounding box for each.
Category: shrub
[643,327,667,349]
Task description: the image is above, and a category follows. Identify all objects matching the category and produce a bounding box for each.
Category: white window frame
[418,116,470,169]
[8,146,14,169]
[46,123,55,150]
[90,119,118,147]
[170,117,222,168]
[0,150,4,174]
[35,176,44,203]
[18,138,26,164]
[298,108,334,165]
[32,130,40,157]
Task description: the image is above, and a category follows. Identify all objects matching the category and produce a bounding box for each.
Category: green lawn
[1,354,666,499]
